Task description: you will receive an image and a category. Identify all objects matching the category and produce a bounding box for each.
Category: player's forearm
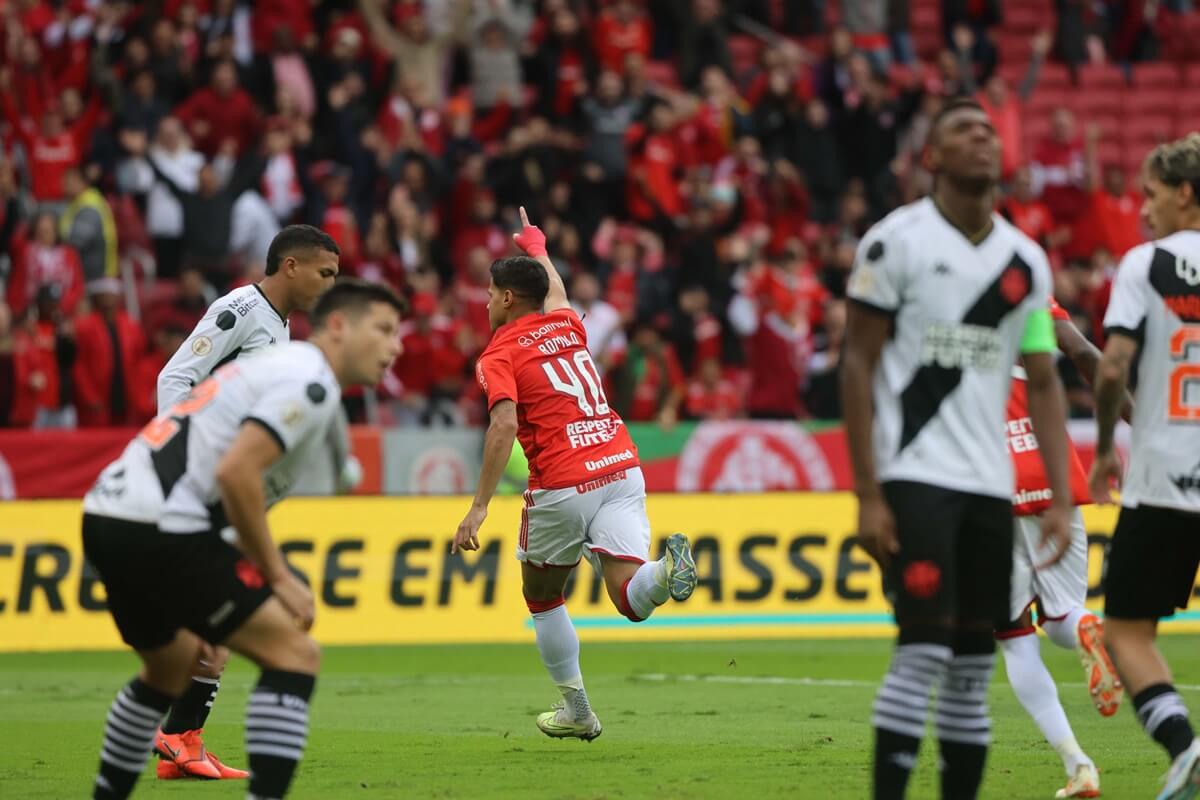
[1025,368,1073,505]
[839,350,882,500]
[218,471,287,581]
[1093,358,1128,454]
[472,418,518,510]
[534,252,568,300]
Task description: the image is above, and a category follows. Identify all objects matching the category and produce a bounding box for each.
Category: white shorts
[518,467,651,569]
[1010,507,1089,623]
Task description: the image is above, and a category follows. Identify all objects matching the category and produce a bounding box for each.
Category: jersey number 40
[542,351,609,417]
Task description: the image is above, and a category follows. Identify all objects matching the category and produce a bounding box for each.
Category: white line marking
[632,673,1200,692]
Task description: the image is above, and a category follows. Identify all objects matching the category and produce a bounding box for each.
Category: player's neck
[504,306,541,327]
[256,278,293,319]
[308,333,348,388]
[932,183,994,245]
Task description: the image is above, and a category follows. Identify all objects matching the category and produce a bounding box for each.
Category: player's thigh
[586,469,652,563]
[519,487,594,568]
[1031,507,1089,620]
[82,514,181,652]
[1007,515,1038,624]
[881,481,969,627]
[223,596,320,674]
[521,560,575,602]
[175,534,276,647]
[956,493,1014,629]
[138,630,207,697]
[1105,505,1200,620]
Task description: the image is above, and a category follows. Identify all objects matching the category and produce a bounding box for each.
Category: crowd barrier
[2,493,1196,652]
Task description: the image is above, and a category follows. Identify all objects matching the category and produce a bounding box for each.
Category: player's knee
[525,594,565,614]
[951,627,996,656]
[194,647,229,679]
[257,630,320,675]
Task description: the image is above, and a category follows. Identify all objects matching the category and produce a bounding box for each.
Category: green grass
[0,637,1194,799]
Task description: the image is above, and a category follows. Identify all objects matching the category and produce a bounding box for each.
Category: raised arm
[512,206,570,312]
[358,0,406,56]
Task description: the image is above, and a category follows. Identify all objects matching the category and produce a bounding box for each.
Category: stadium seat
[1131,62,1181,89]
[1025,87,1070,116]
[910,3,940,32]
[1124,89,1179,119]
[1120,115,1173,147]
[1096,140,1123,168]
[1003,5,1044,33]
[1174,115,1200,139]
[995,32,1032,64]
[643,61,680,89]
[1038,62,1072,89]
[1076,63,1127,90]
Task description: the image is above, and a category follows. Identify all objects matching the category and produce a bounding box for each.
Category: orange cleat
[207,750,249,779]
[156,759,186,780]
[155,729,221,779]
[1077,614,1124,717]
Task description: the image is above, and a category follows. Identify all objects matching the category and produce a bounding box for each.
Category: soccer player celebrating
[841,98,1074,800]
[997,296,1124,799]
[82,279,404,800]
[153,224,340,781]
[1091,134,1200,800]
[453,208,697,742]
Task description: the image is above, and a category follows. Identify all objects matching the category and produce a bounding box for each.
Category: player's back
[1105,231,1200,511]
[86,341,342,532]
[476,308,638,489]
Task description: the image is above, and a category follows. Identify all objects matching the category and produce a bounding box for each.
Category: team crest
[999,266,1028,304]
[192,336,213,356]
[281,403,304,428]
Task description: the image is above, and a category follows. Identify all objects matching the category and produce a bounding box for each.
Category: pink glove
[512,207,547,257]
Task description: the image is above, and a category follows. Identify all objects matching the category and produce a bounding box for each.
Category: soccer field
[1,637,1191,799]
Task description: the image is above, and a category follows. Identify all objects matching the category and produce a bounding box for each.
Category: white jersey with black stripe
[157,284,290,411]
[846,197,1053,499]
[1104,231,1200,512]
[84,342,342,533]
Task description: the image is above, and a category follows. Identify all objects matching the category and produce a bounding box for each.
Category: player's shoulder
[1116,240,1159,276]
[253,341,336,390]
[991,215,1052,273]
[862,198,931,245]
[204,284,263,330]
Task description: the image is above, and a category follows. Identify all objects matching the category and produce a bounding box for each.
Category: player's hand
[271,571,315,631]
[1035,502,1072,570]
[855,494,898,571]
[1088,448,1123,505]
[512,206,548,258]
[453,504,487,554]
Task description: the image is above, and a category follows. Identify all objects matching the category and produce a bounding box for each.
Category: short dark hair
[311,278,407,329]
[928,97,987,145]
[490,256,550,306]
[266,224,340,275]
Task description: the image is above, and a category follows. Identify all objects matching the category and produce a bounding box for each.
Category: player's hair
[490,256,550,306]
[265,224,341,275]
[1145,133,1200,206]
[928,97,987,147]
[310,278,407,329]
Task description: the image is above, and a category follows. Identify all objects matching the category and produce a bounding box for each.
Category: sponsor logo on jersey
[1177,255,1200,287]
[516,318,572,348]
[191,336,213,356]
[920,322,1003,371]
[536,332,581,356]
[576,470,626,494]
[1013,487,1054,506]
[1005,416,1039,454]
[584,449,635,472]
[475,363,488,391]
[282,403,304,428]
[1162,295,1200,322]
[565,418,620,449]
[1170,459,1200,492]
[228,296,260,317]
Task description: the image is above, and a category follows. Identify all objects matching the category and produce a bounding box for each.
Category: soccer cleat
[156,759,186,780]
[1055,763,1101,798]
[1076,614,1123,717]
[663,533,697,602]
[536,702,602,742]
[1157,740,1200,800]
[207,750,249,779]
[155,729,221,779]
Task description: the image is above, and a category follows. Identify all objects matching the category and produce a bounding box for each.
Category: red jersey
[1006,298,1091,515]
[475,308,639,490]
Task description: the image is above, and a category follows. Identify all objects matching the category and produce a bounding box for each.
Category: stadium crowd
[0,0,1188,429]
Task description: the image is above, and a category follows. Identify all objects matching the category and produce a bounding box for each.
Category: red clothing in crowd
[450,221,507,277]
[1075,188,1143,259]
[251,0,314,53]
[617,344,686,422]
[175,87,262,156]
[978,93,1024,179]
[1031,137,1088,250]
[627,130,684,222]
[391,317,469,398]
[8,64,57,125]
[690,312,723,372]
[685,375,743,420]
[592,8,652,73]
[7,321,60,426]
[742,310,804,418]
[1001,197,1056,245]
[132,350,167,424]
[72,311,145,428]
[6,240,84,318]
[2,96,102,201]
[320,204,361,269]
[454,277,492,346]
[550,47,588,118]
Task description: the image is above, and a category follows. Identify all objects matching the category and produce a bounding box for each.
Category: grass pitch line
[632,673,1200,692]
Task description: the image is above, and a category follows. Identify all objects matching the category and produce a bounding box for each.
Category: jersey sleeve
[243,372,340,454]
[1103,245,1152,339]
[847,230,905,314]
[475,349,518,410]
[157,300,254,411]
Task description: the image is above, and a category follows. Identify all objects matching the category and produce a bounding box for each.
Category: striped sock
[246,670,315,800]
[936,653,995,799]
[162,676,220,734]
[93,678,173,799]
[1135,684,1195,760]
[872,643,952,800]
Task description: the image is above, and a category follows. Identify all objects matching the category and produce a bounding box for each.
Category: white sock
[1042,607,1089,651]
[532,604,591,719]
[625,560,669,620]
[1000,633,1093,776]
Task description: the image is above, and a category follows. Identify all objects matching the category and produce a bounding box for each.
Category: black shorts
[82,513,273,651]
[881,481,1014,629]
[1105,504,1200,620]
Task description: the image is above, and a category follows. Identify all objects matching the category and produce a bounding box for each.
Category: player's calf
[937,629,997,800]
[601,534,696,622]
